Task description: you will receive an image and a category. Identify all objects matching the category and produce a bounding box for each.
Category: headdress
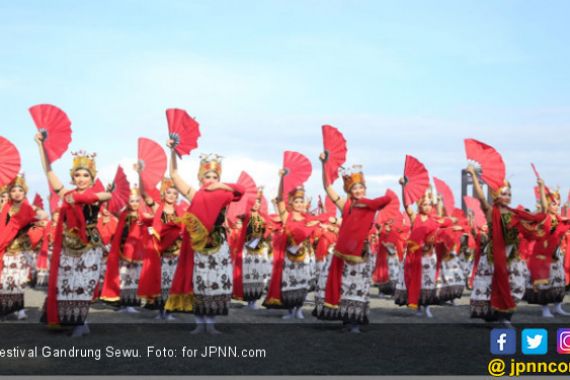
[160,177,176,197]
[417,186,434,206]
[8,173,28,193]
[130,186,141,198]
[288,186,305,201]
[490,180,511,200]
[70,150,97,179]
[198,153,222,180]
[341,165,365,193]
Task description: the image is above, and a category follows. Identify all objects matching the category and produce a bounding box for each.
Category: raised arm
[537,178,548,212]
[466,165,491,218]
[35,133,67,197]
[275,169,288,222]
[436,194,444,217]
[134,163,159,213]
[166,140,196,202]
[399,177,416,223]
[319,152,345,211]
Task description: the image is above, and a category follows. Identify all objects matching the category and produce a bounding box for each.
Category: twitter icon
[522,329,548,355]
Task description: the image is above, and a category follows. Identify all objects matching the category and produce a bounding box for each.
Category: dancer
[0,175,46,320]
[263,173,318,319]
[101,187,150,313]
[93,206,118,299]
[524,179,570,317]
[373,219,404,297]
[467,165,543,322]
[394,185,452,318]
[138,177,184,320]
[164,145,244,334]
[36,132,112,336]
[233,188,272,309]
[313,155,391,332]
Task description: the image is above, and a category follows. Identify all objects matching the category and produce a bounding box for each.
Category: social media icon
[522,329,548,355]
[491,329,516,355]
[557,329,570,354]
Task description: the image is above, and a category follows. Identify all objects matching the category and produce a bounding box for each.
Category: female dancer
[373,219,404,297]
[164,145,244,334]
[313,156,391,332]
[138,177,184,320]
[101,187,149,312]
[263,171,318,319]
[524,180,570,317]
[0,175,45,320]
[467,165,543,322]
[36,133,111,337]
[394,185,452,318]
[233,188,272,309]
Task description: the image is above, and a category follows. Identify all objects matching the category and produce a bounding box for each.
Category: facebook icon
[491,329,516,355]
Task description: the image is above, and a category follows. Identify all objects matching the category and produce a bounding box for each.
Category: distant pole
[461,168,491,213]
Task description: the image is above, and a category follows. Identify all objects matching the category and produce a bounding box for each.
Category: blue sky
[1,1,569,210]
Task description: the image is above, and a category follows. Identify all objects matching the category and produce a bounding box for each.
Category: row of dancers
[0,130,569,336]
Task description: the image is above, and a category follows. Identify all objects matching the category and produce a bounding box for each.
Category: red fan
[92,179,105,193]
[376,189,401,225]
[464,139,505,191]
[29,104,72,164]
[452,208,466,221]
[145,187,162,204]
[108,166,131,215]
[282,151,312,195]
[49,186,61,214]
[32,193,44,210]
[463,195,486,229]
[433,177,455,215]
[138,138,167,190]
[321,125,347,185]
[320,194,336,218]
[226,171,258,225]
[402,155,430,205]
[166,108,201,158]
[0,136,21,186]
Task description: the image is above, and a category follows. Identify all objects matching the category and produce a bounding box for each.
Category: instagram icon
[557,329,570,354]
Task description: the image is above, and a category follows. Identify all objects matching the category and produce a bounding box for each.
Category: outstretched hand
[34,132,44,146]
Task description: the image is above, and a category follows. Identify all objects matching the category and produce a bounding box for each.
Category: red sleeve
[226,183,245,202]
[361,195,391,211]
[72,190,100,204]
[0,204,36,252]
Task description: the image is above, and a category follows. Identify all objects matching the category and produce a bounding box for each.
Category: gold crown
[160,177,176,196]
[198,153,222,180]
[8,173,28,193]
[0,184,7,194]
[288,186,305,201]
[341,165,365,193]
[490,180,511,200]
[417,186,434,206]
[256,186,264,200]
[130,186,141,198]
[70,150,97,179]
